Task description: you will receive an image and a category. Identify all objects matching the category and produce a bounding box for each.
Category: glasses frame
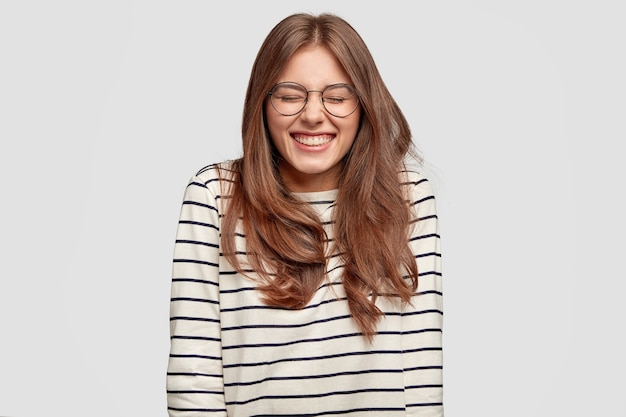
[268,81,360,118]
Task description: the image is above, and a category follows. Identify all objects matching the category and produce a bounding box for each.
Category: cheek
[342,112,361,141]
[265,102,286,139]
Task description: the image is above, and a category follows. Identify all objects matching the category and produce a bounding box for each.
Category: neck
[278,165,341,193]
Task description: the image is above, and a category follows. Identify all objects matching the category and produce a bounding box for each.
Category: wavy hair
[220,13,420,340]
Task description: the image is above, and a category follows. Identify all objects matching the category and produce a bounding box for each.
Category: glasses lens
[322,84,358,117]
[270,83,307,116]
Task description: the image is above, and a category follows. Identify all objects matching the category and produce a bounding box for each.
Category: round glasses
[268,82,360,118]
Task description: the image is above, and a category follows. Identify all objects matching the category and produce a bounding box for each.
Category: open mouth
[292,134,334,147]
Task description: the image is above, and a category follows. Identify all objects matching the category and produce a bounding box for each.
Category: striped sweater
[167,163,443,416]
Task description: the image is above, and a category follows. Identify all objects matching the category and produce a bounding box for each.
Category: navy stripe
[418,270,442,277]
[171,278,219,286]
[419,289,443,296]
[167,372,222,378]
[401,309,443,318]
[402,347,443,354]
[403,365,443,372]
[168,406,227,413]
[187,181,207,189]
[226,387,403,406]
[169,354,222,360]
[220,296,345,313]
[178,219,218,231]
[182,200,218,212]
[171,335,220,342]
[407,402,444,408]
[221,313,353,335]
[224,368,403,387]
[406,384,443,389]
[418,214,438,221]
[204,177,222,186]
[170,316,220,323]
[411,195,435,206]
[223,349,405,368]
[173,258,219,267]
[175,239,219,248]
[222,332,440,355]
[402,178,428,186]
[410,233,441,241]
[171,297,219,305]
[250,408,403,417]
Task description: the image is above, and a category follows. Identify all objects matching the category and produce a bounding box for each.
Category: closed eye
[277,95,305,102]
[323,97,347,104]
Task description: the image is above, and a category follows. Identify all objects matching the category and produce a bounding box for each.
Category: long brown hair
[220,13,419,340]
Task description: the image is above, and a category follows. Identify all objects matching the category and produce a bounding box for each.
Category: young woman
[167,12,443,417]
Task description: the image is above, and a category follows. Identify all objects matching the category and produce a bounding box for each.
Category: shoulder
[400,168,438,221]
[192,160,238,193]
[400,169,435,203]
[180,160,239,211]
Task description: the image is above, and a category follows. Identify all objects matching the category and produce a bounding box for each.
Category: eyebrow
[275,81,355,90]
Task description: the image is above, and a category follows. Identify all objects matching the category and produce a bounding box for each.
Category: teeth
[293,135,333,146]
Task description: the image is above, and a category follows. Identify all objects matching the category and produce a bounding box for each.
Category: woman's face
[265,45,361,192]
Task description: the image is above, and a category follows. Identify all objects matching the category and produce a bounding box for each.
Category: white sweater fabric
[167,163,444,416]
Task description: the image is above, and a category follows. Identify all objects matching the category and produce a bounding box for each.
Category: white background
[1,1,624,416]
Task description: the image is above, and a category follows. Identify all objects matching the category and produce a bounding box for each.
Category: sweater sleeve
[403,173,444,416]
[167,172,227,416]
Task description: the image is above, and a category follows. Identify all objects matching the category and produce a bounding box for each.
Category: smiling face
[265,45,361,192]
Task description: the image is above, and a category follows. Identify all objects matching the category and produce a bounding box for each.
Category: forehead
[277,45,351,87]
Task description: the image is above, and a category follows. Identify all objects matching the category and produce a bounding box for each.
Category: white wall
[1,1,624,416]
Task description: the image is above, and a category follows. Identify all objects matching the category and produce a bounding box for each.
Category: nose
[300,91,325,123]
